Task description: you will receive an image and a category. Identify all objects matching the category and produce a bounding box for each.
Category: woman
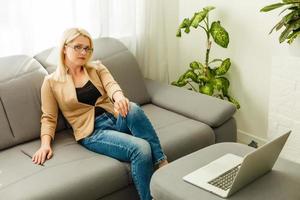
[32,28,168,200]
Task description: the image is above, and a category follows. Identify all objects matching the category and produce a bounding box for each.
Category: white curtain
[136,0,170,82]
[0,0,171,83]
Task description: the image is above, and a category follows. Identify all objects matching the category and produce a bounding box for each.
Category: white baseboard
[237,129,267,147]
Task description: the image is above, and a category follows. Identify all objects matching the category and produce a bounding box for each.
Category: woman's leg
[80,128,153,200]
[113,102,167,165]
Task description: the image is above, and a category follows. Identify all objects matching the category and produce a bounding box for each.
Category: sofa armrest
[144,79,236,128]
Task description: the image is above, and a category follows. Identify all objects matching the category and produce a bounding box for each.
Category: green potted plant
[260,0,300,44]
[172,6,240,109]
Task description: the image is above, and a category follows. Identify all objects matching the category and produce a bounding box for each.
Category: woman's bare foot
[158,159,168,169]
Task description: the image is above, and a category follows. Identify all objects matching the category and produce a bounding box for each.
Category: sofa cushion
[0,55,66,150]
[34,37,151,105]
[145,79,236,128]
[0,129,131,200]
[0,104,216,199]
[141,104,215,162]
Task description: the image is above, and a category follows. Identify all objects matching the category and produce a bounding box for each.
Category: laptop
[183,131,291,198]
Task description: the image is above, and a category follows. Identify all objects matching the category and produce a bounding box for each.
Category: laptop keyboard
[208,164,241,191]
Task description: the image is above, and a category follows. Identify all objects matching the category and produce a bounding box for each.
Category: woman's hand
[113,91,130,117]
[32,145,53,165]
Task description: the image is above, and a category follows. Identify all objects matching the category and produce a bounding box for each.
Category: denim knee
[132,138,152,160]
[128,102,142,117]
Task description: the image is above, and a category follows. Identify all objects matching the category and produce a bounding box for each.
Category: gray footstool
[150,143,300,200]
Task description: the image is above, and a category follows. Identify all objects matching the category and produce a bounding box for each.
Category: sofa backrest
[0,55,66,150]
[92,38,151,105]
[34,37,151,105]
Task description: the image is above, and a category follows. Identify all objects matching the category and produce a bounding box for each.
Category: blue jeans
[79,102,166,200]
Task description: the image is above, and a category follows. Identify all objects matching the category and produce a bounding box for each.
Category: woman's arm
[32,77,58,165]
[113,91,129,117]
[32,135,53,165]
[40,77,58,140]
[96,63,130,117]
[95,62,122,101]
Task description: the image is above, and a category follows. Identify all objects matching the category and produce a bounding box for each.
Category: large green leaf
[200,83,214,96]
[184,18,191,33]
[210,21,229,48]
[215,58,231,76]
[171,73,189,87]
[211,77,230,95]
[184,27,191,34]
[290,18,300,29]
[283,10,300,24]
[287,30,300,43]
[191,6,215,28]
[269,18,285,34]
[279,19,300,42]
[171,79,188,87]
[189,13,198,29]
[176,18,191,37]
[189,61,204,70]
[279,24,293,42]
[181,18,191,28]
[191,11,207,28]
[184,70,198,82]
[279,5,300,16]
[176,29,182,37]
[197,75,209,83]
[203,6,215,12]
[260,3,286,12]
[177,80,188,87]
[206,67,215,80]
[178,74,185,82]
[212,77,230,94]
[211,78,224,91]
[221,77,230,95]
[283,0,300,3]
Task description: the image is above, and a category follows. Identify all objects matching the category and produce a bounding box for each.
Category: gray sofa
[0,37,236,200]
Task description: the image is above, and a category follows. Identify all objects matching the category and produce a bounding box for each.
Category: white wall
[268,53,300,163]
[175,0,292,144]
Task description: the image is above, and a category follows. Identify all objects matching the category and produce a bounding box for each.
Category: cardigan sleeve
[40,76,58,140]
[95,61,122,101]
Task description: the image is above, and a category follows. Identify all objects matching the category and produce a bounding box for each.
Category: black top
[75,80,106,116]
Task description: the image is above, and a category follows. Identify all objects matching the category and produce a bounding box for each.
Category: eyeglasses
[66,44,93,54]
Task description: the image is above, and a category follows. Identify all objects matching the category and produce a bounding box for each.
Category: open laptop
[183,131,291,198]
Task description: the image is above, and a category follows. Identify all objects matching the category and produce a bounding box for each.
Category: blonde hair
[54,28,94,82]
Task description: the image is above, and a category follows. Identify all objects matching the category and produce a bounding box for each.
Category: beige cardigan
[40,61,122,141]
